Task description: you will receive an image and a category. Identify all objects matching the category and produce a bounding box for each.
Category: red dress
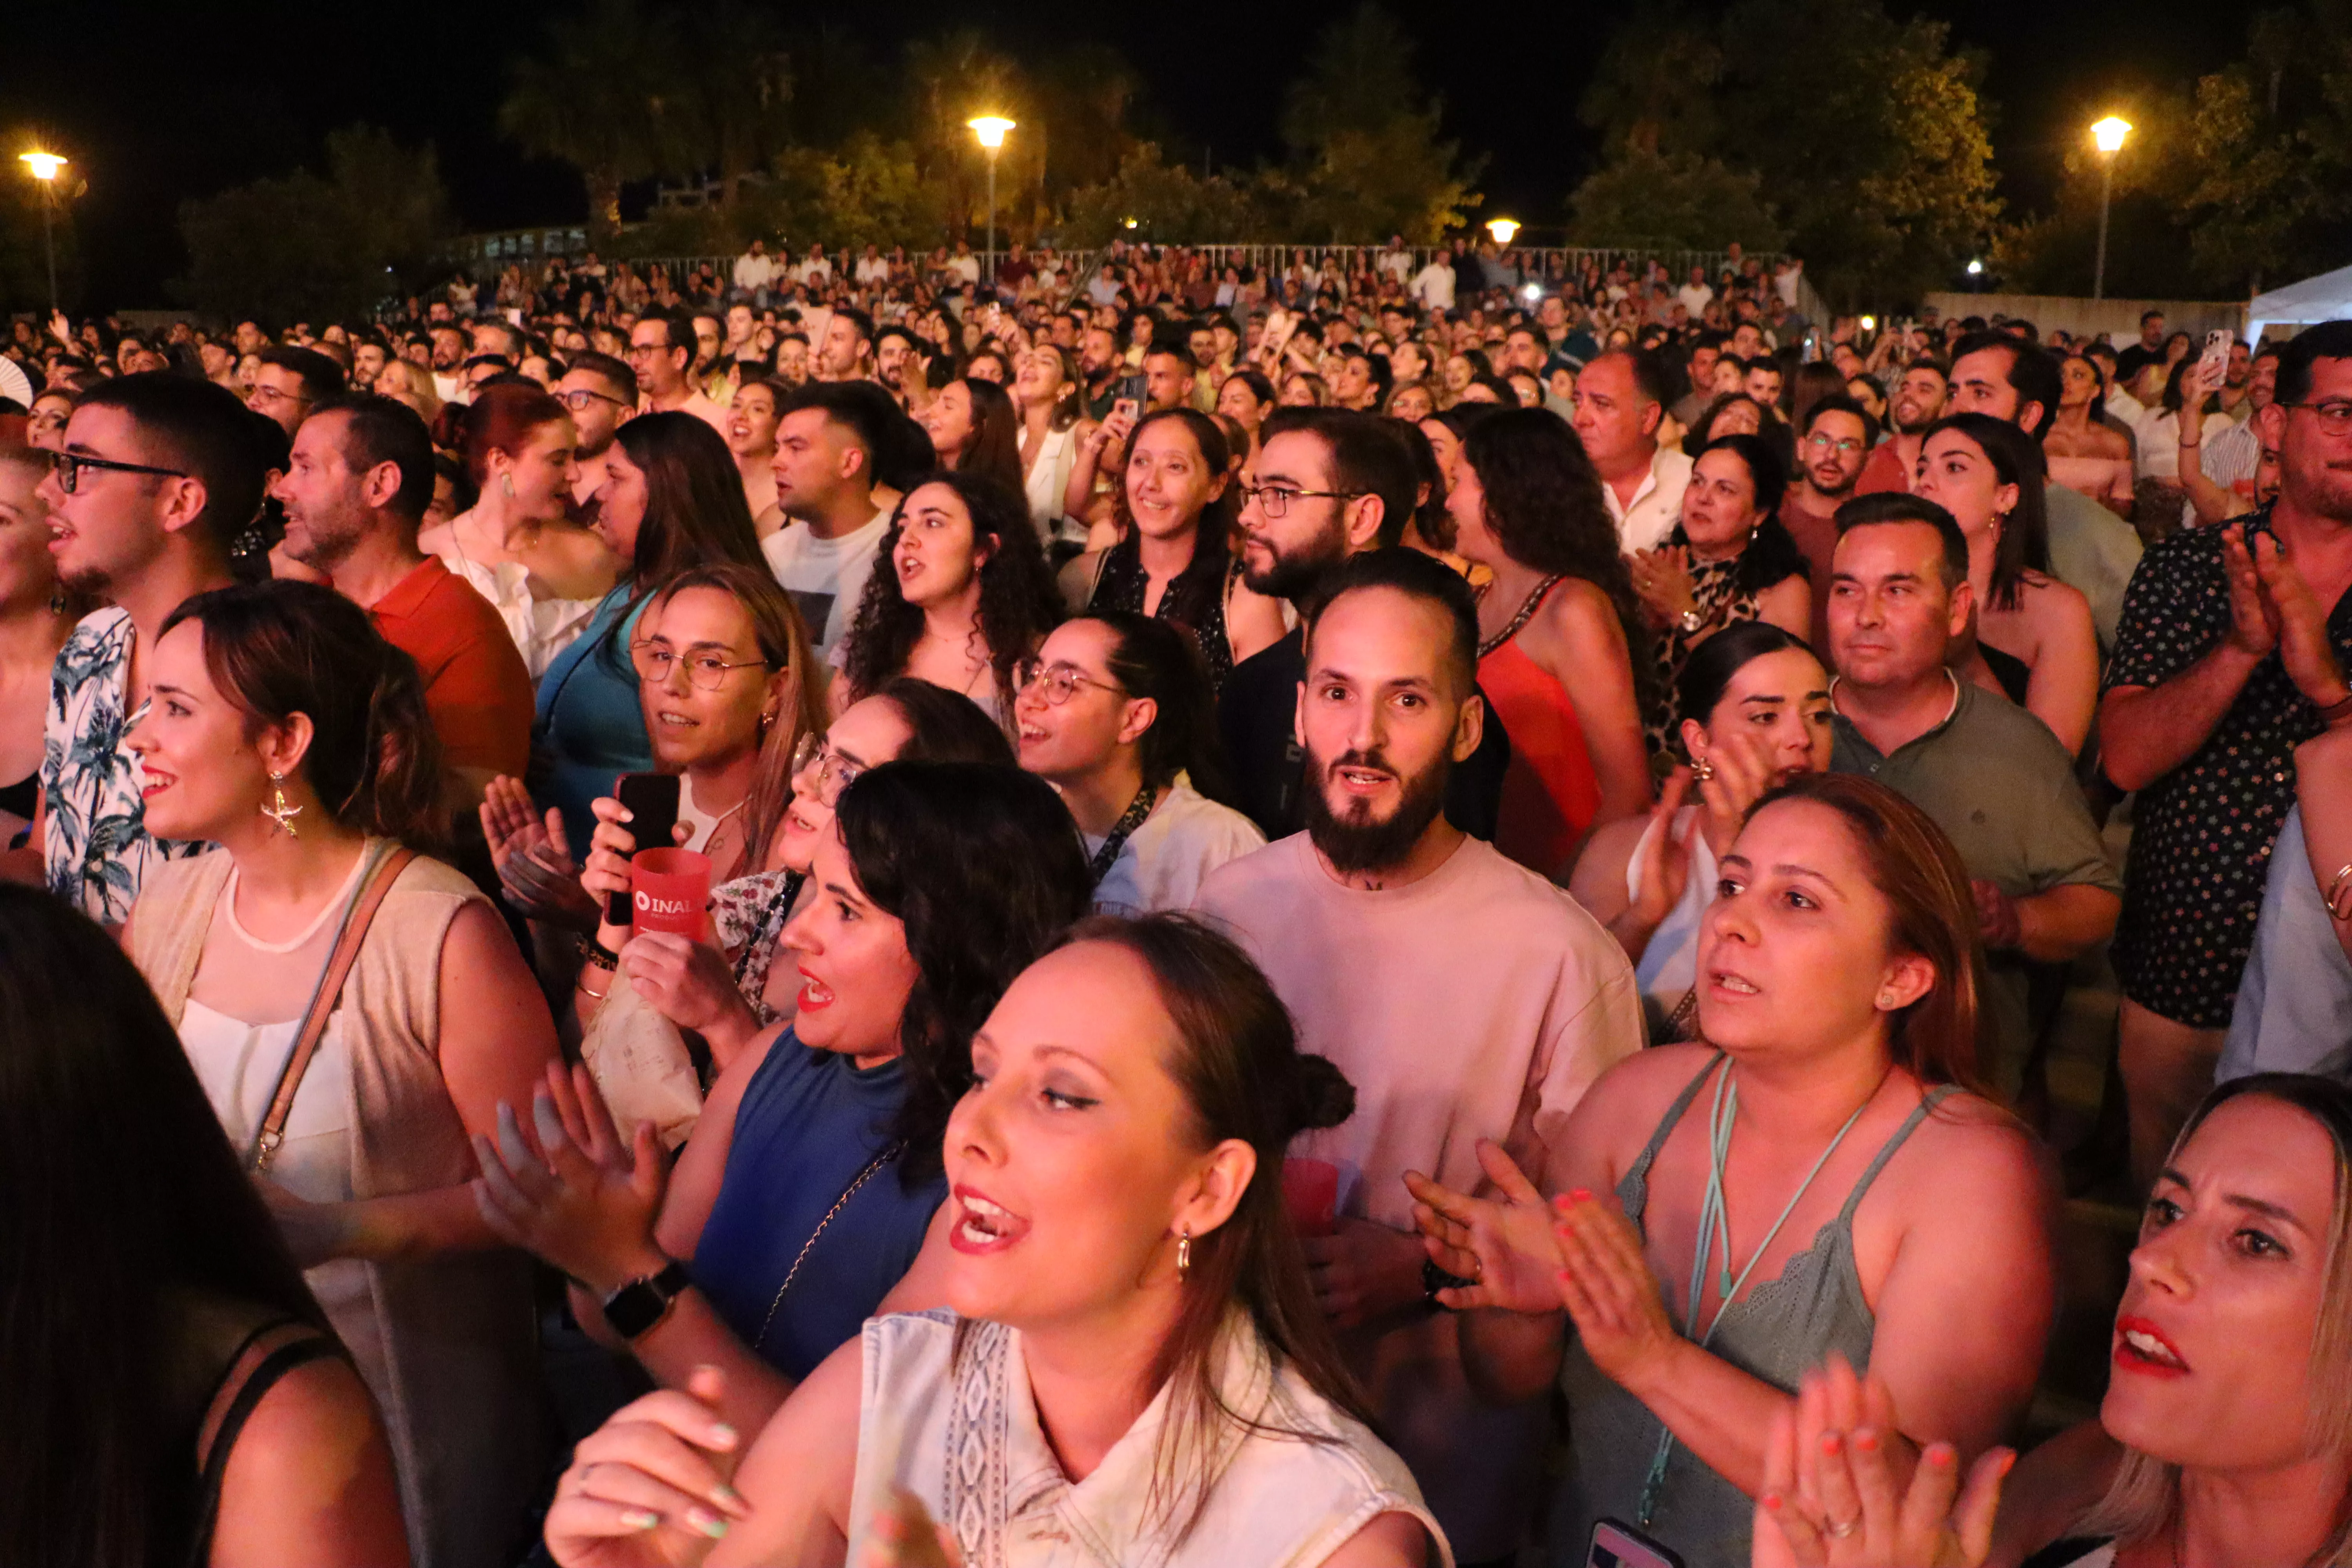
[1477,593,1604,879]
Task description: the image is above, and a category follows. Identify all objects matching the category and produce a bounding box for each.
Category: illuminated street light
[1966,258,1984,275]
[18,150,67,310]
[967,116,1014,287]
[2089,115,2132,300]
[1486,217,1520,246]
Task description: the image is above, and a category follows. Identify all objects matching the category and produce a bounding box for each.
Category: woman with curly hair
[836,470,1060,730]
[1448,406,1657,880]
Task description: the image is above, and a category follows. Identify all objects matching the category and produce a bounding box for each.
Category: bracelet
[2318,690,2352,728]
[578,971,611,1000]
[577,933,622,971]
[2329,863,2352,923]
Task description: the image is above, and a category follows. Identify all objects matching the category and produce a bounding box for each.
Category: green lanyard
[1635,1056,1879,1529]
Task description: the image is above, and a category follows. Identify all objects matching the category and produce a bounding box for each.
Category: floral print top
[43,608,201,924]
[710,868,806,1027]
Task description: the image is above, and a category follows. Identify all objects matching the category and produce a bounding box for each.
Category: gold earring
[261,770,302,837]
[1691,756,1715,784]
[1175,1229,1192,1281]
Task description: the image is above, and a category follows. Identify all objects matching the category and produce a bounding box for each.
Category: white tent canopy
[2248,263,2352,341]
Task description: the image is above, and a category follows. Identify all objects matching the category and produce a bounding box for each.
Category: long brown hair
[1751,772,1989,1095]
[1034,913,1366,1544]
[612,411,766,591]
[645,562,823,876]
[161,579,447,852]
[950,377,1025,499]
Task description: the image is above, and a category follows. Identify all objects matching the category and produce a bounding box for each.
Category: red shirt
[1855,440,1911,496]
[368,556,534,780]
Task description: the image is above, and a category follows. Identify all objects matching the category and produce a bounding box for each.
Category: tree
[1577,0,2000,303]
[1278,4,1482,243]
[176,127,452,323]
[1060,145,1267,247]
[1568,149,1784,251]
[673,2,795,211]
[900,29,1028,244]
[499,0,691,236]
[1989,86,2201,299]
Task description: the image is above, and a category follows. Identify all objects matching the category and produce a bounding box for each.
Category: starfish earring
[261,770,302,837]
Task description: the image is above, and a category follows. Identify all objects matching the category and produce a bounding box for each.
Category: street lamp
[1485,217,1520,247]
[967,116,1014,289]
[18,150,66,312]
[2089,115,2131,302]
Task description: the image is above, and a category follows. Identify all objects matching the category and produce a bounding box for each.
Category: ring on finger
[1826,1516,1858,1540]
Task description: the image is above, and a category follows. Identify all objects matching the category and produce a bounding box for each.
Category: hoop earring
[1175,1229,1192,1281]
[261,771,302,837]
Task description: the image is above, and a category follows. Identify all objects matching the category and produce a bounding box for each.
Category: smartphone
[2197,328,2234,390]
[1588,1519,1683,1568]
[606,773,682,927]
[1112,396,1140,423]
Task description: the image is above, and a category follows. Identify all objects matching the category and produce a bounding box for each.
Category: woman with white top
[543,912,1448,1568]
[121,579,558,1568]
[1015,610,1265,916]
[1573,623,1832,1040]
[1011,342,1091,545]
[418,382,619,678]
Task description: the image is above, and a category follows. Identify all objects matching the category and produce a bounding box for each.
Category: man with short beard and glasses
[273,394,531,809]
[626,311,728,436]
[1855,357,1949,495]
[1220,408,1509,841]
[1780,394,1878,651]
[1193,546,1639,1568]
[7,375,257,920]
[553,350,637,514]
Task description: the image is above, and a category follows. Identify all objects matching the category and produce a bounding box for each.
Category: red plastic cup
[630,848,711,941]
[1282,1157,1339,1238]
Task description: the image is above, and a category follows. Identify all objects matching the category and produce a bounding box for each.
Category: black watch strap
[1422,1256,1477,1310]
[601,1259,692,1340]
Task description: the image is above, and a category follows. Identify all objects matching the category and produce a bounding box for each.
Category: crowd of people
[1,223,2348,1568]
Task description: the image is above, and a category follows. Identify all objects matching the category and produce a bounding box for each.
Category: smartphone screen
[606,772,682,927]
[1587,1520,1683,1568]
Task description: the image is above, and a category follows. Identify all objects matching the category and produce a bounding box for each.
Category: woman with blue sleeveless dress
[1408,773,2058,1568]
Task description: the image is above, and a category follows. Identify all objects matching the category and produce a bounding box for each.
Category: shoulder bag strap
[250,846,418,1172]
[185,1325,342,1568]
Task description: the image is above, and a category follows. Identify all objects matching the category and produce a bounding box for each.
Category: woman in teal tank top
[1406,774,2057,1568]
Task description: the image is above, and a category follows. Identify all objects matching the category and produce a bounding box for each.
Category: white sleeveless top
[848,1310,1451,1568]
[1625,804,1720,1040]
[1023,424,1080,543]
[435,512,602,678]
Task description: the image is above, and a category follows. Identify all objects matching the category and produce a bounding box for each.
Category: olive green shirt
[1830,674,2121,1096]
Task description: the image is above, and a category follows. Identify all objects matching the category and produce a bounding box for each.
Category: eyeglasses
[556,388,629,413]
[49,450,190,494]
[789,733,866,804]
[1016,659,1126,706]
[1237,483,1363,519]
[2281,401,2352,437]
[1803,432,1865,456]
[630,641,771,690]
[246,383,308,411]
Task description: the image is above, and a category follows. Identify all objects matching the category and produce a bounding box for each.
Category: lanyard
[1635,1056,1880,1528]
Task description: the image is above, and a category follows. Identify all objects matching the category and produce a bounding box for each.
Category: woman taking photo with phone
[1058,407,1286,695]
[1407,775,2053,1568]
[541,914,1446,1568]
[120,580,559,1568]
[474,763,1093,1443]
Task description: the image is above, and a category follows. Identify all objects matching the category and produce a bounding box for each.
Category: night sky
[4,0,2251,308]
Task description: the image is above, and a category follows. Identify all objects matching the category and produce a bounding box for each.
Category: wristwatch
[1422,1257,1478,1310]
[601,1259,692,1341]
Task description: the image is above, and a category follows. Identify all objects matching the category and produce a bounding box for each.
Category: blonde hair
[2077,1074,2352,1565]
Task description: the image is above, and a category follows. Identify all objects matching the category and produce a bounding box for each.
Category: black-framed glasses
[2280,401,2352,437]
[1015,659,1126,706]
[630,641,771,690]
[1238,483,1363,519]
[50,450,190,494]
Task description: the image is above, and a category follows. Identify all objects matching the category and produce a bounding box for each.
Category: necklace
[752,1138,903,1352]
[1477,573,1563,658]
[1087,781,1160,887]
[1635,1055,1886,1528]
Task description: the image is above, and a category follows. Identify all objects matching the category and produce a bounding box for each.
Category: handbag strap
[250,845,417,1172]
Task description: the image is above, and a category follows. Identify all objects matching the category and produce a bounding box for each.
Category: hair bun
[1287,1054,1356,1136]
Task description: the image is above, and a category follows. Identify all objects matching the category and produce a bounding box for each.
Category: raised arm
[2098,525,2271,792]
